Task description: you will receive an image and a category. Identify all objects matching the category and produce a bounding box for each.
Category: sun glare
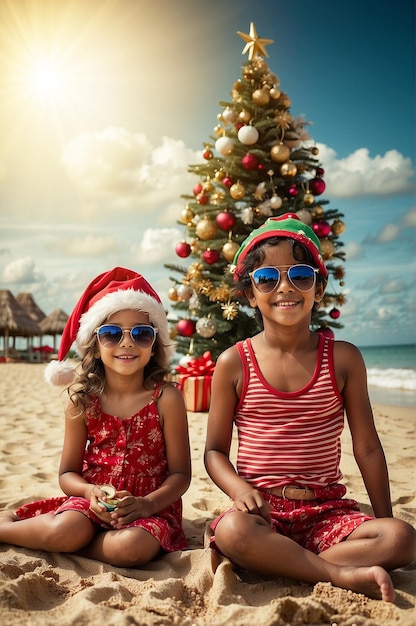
[30,60,64,98]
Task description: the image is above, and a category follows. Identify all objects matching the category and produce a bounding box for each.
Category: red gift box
[175,351,215,412]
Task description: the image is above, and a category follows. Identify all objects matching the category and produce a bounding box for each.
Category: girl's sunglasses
[94,324,157,349]
[249,264,319,293]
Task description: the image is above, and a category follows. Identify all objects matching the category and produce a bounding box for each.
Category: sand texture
[0,363,414,625]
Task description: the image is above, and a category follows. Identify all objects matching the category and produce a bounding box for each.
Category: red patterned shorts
[210,484,372,555]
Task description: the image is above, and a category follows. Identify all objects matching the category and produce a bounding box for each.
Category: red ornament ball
[242,154,259,170]
[315,166,325,177]
[175,241,191,258]
[216,211,237,231]
[176,319,196,337]
[203,248,220,264]
[203,149,213,160]
[329,307,341,320]
[197,193,209,205]
[222,176,233,188]
[312,221,331,238]
[193,183,203,196]
[310,178,326,195]
[288,185,299,197]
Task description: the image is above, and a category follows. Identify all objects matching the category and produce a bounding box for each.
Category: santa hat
[45,267,174,386]
[231,213,328,280]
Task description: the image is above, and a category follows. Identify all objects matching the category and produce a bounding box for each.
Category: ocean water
[358,344,416,408]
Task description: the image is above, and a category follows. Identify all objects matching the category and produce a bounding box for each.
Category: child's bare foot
[337,565,395,603]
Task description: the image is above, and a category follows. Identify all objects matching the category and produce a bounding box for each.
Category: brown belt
[266,485,316,500]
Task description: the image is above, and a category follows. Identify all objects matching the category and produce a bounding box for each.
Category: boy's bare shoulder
[333,340,365,364]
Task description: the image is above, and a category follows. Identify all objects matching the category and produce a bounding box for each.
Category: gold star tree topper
[237,22,274,60]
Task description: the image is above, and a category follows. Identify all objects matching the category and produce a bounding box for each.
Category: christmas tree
[165,22,346,362]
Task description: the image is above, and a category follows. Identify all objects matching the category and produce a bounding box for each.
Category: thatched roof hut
[38,308,69,351]
[16,292,46,323]
[0,290,41,357]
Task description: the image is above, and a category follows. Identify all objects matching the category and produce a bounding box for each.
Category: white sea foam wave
[366,368,416,391]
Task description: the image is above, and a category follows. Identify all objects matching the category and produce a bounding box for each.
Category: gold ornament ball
[180,206,194,224]
[280,161,297,177]
[303,192,315,206]
[214,169,225,182]
[222,240,240,262]
[168,287,179,302]
[196,316,217,339]
[311,146,319,155]
[252,88,270,106]
[230,181,246,200]
[196,218,218,240]
[331,218,346,235]
[239,109,251,123]
[311,205,325,219]
[269,87,281,99]
[270,143,291,163]
[203,179,214,192]
[320,238,335,259]
[278,92,291,108]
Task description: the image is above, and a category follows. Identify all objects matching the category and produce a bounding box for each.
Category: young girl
[204,214,415,602]
[0,267,191,568]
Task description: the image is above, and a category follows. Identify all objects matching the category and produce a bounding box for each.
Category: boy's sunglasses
[249,264,319,293]
[94,324,157,349]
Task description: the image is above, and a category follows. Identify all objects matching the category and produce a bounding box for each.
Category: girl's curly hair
[66,333,168,411]
[235,237,327,329]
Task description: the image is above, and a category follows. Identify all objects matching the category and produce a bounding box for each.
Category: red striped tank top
[234,335,345,489]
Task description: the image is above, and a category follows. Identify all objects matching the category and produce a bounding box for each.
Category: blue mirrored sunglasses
[249,264,318,293]
[94,324,157,348]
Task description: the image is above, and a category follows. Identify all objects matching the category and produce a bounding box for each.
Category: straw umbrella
[0,290,41,358]
[38,308,69,352]
[16,292,46,323]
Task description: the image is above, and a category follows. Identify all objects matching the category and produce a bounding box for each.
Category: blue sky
[0,0,414,348]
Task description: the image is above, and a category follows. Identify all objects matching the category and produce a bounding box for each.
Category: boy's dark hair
[235,237,326,329]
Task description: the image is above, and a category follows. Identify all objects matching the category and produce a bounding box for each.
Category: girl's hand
[232,489,272,524]
[109,491,154,528]
[89,485,115,522]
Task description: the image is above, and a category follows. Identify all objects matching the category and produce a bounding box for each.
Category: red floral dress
[16,386,187,552]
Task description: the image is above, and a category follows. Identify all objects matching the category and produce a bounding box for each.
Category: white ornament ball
[177,284,193,301]
[215,136,235,156]
[222,106,237,124]
[295,209,313,225]
[179,354,194,367]
[270,195,283,209]
[196,317,217,338]
[237,125,259,145]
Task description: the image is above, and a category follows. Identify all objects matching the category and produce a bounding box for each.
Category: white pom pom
[44,360,76,387]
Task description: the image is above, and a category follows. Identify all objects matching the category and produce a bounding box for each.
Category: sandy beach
[0,362,414,625]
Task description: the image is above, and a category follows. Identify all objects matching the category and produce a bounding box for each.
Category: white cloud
[48,234,120,257]
[376,223,400,243]
[402,207,416,227]
[316,144,414,198]
[61,127,202,215]
[1,257,43,284]
[131,227,181,265]
[344,240,362,260]
[379,279,406,294]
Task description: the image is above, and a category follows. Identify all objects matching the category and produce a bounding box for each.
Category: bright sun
[24,56,66,102]
[30,60,64,98]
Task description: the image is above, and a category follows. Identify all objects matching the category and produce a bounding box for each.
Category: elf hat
[231,213,328,280]
[44,267,174,387]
